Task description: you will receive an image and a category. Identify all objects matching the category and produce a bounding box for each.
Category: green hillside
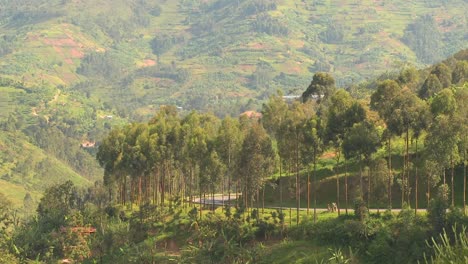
[0,132,91,207]
[0,0,467,207]
[0,0,466,115]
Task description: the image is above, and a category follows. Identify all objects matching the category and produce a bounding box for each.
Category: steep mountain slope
[0,0,466,115]
[0,0,467,206]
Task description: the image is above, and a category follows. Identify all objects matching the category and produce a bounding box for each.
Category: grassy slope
[264,136,466,209]
[0,132,91,207]
[0,0,466,112]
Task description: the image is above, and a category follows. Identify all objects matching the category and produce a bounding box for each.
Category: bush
[354,197,368,222]
[428,185,449,234]
[425,226,468,264]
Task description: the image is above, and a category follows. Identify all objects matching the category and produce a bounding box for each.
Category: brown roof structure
[241,110,262,119]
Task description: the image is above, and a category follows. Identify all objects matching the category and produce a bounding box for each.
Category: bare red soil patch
[70,48,84,58]
[43,37,79,47]
[286,66,301,74]
[142,59,156,67]
[250,42,265,49]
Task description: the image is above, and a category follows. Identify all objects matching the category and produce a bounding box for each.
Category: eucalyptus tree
[419,74,442,99]
[386,89,425,205]
[370,80,402,208]
[181,112,209,215]
[430,88,458,117]
[148,106,182,206]
[412,101,431,214]
[421,159,440,207]
[122,123,150,206]
[216,117,242,207]
[147,124,160,204]
[430,89,461,206]
[201,150,225,211]
[237,123,275,210]
[301,116,324,220]
[326,89,365,214]
[302,72,336,103]
[342,121,380,205]
[372,159,390,211]
[425,114,460,206]
[262,90,288,209]
[97,127,126,204]
[452,61,468,84]
[454,86,467,213]
[397,65,420,92]
[431,63,452,88]
[198,113,221,210]
[280,101,309,224]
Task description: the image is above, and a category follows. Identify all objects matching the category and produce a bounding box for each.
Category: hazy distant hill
[0,0,467,206]
[0,0,466,115]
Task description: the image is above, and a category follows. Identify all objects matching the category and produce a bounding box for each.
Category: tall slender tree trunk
[345,160,348,215]
[146,174,150,204]
[313,152,317,223]
[130,177,133,209]
[280,157,283,214]
[257,189,260,223]
[221,178,225,207]
[359,155,363,198]
[212,189,215,212]
[120,180,123,205]
[406,129,410,205]
[161,162,166,205]
[168,165,173,208]
[157,173,160,205]
[262,186,265,214]
[336,152,340,215]
[153,174,156,204]
[189,166,193,207]
[415,139,418,216]
[444,169,446,185]
[155,170,159,206]
[451,157,455,207]
[296,140,300,225]
[464,150,467,215]
[228,152,231,208]
[199,190,202,220]
[388,137,392,209]
[368,163,371,208]
[307,168,310,215]
[138,176,142,206]
[236,180,239,207]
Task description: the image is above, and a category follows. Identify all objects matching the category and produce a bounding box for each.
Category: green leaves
[302,73,336,103]
[238,124,275,200]
[342,121,380,161]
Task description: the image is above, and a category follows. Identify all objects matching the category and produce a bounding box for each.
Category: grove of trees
[96,54,467,225]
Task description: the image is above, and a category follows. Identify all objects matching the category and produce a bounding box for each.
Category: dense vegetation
[1,0,467,208]
[0,47,467,262]
[0,0,467,262]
